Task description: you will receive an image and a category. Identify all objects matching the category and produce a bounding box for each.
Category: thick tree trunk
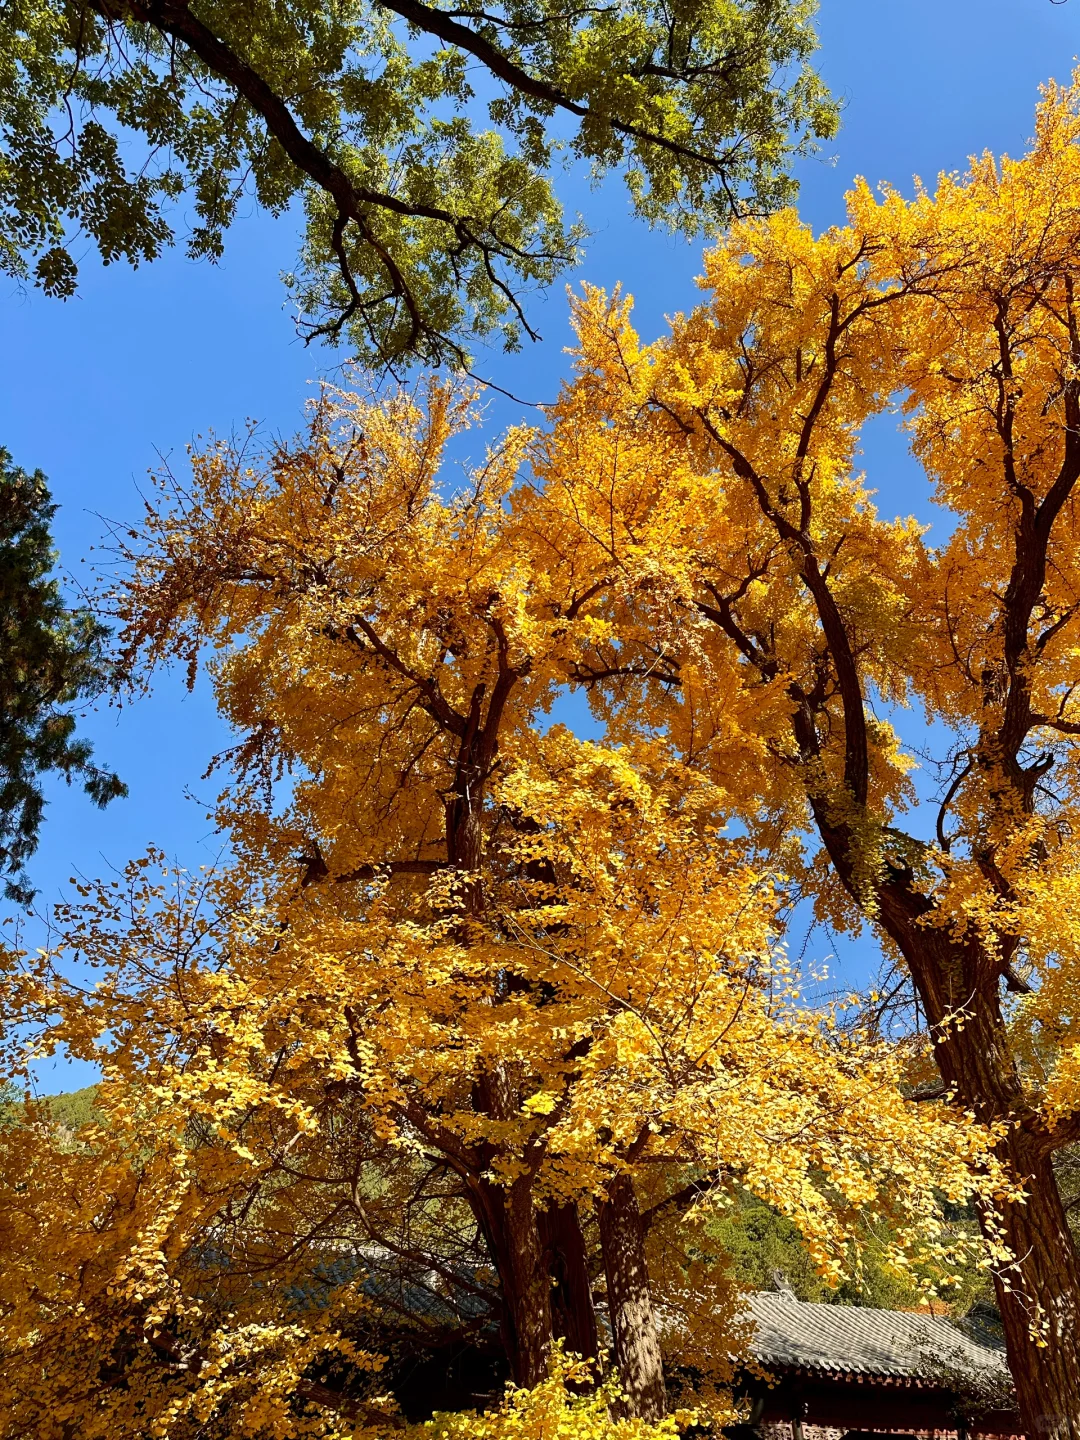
[991,1132,1080,1438]
[472,1170,553,1387]
[877,903,1080,1438]
[539,1202,599,1364]
[502,1173,553,1387]
[471,1061,555,1387]
[598,1170,666,1421]
[932,1004,1080,1435]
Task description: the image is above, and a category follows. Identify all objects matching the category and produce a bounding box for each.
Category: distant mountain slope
[0,1082,100,1131]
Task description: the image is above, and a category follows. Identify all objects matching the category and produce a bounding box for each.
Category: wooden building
[737,1290,1023,1440]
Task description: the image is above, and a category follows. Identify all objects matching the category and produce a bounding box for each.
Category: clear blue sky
[3,0,1076,1088]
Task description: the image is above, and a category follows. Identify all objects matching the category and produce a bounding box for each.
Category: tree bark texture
[991,1134,1080,1437]
[502,1174,554,1388]
[876,896,1080,1437]
[472,1170,553,1387]
[599,1170,666,1421]
[539,1202,600,1364]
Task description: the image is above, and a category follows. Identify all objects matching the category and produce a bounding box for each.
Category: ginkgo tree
[522,75,1080,1438]
[0,380,1009,1437]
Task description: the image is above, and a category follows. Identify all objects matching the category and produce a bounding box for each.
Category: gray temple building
[736,1285,1021,1440]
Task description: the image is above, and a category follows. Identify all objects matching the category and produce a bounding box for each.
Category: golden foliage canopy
[16,71,1080,1440]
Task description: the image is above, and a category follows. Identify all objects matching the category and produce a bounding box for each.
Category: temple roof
[746,1292,1011,1384]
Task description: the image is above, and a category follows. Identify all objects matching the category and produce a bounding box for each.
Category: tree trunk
[988,1132,1080,1437]
[878,903,1080,1438]
[441,704,559,1385]
[598,1170,666,1421]
[472,1060,553,1387]
[502,1172,553,1387]
[472,1170,553,1387]
[539,1202,599,1364]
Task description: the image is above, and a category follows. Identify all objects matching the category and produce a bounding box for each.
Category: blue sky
[3,0,1077,1088]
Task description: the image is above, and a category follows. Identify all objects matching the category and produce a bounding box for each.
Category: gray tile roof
[746,1293,1010,1383]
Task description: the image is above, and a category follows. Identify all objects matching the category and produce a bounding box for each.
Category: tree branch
[93,0,565,359]
[300,851,448,887]
[377,0,740,174]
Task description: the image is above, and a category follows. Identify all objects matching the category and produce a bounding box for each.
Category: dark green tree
[711,1188,993,1315]
[0,0,835,367]
[0,450,124,901]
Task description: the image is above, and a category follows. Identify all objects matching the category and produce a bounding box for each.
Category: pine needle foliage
[0,450,124,900]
